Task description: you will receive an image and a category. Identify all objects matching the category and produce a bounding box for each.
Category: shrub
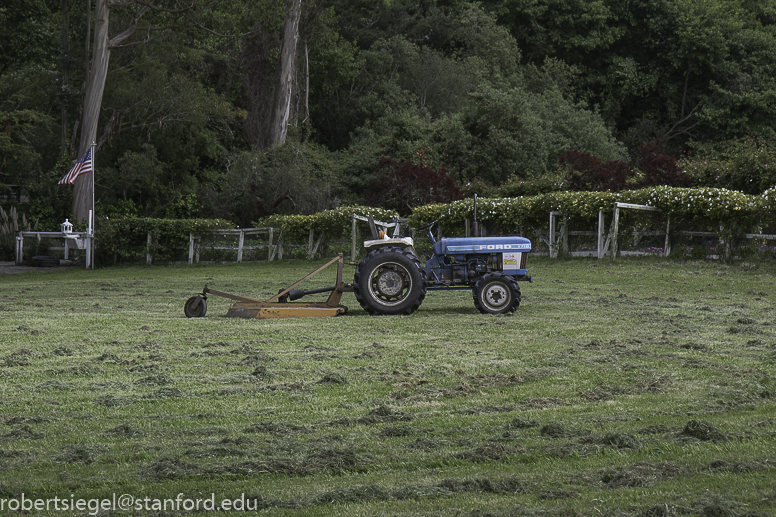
[200,143,337,228]
[362,158,463,215]
[680,136,776,195]
[637,139,693,188]
[560,141,693,192]
[0,206,37,260]
[257,206,400,242]
[96,217,233,264]
[498,170,567,197]
[560,150,636,192]
[408,187,762,237]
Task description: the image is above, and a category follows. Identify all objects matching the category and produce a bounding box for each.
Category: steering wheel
[419,220,437,232]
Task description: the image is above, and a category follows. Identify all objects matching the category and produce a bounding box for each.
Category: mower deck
[184,254,351,319]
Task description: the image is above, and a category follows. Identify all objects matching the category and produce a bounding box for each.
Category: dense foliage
[96,217,233,264]
[257,186,772,255]
[258,205,399,241]
[2,0,776,232]
[559,140,693,192]
[406,187,765,234]
[362,158,462,215]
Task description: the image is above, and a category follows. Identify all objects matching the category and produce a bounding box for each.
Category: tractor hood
[433,236,531,256]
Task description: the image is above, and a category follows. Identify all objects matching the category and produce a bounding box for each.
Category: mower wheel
[353,246,427,315]
[473,273,520,315]
[184,295,207,318]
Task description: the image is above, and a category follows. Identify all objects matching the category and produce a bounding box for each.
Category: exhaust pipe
[472,194,479,238]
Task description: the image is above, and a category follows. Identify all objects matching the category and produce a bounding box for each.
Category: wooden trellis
[549,202,670,259]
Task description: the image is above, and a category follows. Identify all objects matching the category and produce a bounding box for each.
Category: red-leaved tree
[637,139,693,188]
[560,150,636,191]
[560,139,693,192]
[363,158,463,215]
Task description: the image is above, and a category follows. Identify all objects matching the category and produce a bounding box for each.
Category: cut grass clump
[601,462,685,488]
[453,443,526,462]
[681,419,728,441]
[55,444,106,464]
[243,421,313,435]
[104,423,145,437]
[140,457,202,480]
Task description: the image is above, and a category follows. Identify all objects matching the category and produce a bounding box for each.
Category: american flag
[58,148,93,185]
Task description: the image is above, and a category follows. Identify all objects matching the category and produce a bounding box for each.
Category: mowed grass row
[1,256,774,516]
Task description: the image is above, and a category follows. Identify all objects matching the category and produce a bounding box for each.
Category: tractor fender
[363,237,419,258]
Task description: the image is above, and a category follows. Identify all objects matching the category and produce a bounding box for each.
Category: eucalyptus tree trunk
[268,0,301,148]
[72,0,146,223]
[59,0,69,156]
[72,0,110,223]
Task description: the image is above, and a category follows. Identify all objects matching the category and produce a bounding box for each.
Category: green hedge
[257,206,400,241]
[408,187,766,236]
[97,217,233,263]
[260,187,774,245]
[97,188,774,264]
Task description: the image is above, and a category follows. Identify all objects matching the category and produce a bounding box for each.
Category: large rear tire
[353,246,427,315]
[473,273,520,314]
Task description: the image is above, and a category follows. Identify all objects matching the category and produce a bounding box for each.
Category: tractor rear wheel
[353,246,427,315]
[473,273,520,314]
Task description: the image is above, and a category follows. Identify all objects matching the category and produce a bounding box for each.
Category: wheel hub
[376,269,404,297]
[485,285,508,307]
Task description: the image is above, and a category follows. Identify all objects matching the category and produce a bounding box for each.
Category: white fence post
[237,229,245,262]
[146,232,153,265]
[597,210,605,259]
[309,231,325,259]
[351,215,358,260]
[549,211,560,258]
[188,233,195,264]
[15,235,23,265]
[611,205,620,260]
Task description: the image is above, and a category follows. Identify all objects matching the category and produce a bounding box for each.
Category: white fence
[15,231,94,268]
[186,215,405,264]
[547,202,776,259]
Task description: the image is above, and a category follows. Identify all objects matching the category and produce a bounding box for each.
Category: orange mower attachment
[184,254,352,319]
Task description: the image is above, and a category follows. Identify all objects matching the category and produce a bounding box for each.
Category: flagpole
[91,142,96,270]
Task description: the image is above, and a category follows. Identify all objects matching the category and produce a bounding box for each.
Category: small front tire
[473,273,520,314]
[184,296,207,318]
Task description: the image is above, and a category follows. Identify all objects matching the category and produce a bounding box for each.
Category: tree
[73,0,142,222]
[268,0,302,147]
[0,0,56,188]
[72,0,232,222]
[0,0,54,75]
[494,0,776,153]
[201,143,334,227]
[362,158,462,215]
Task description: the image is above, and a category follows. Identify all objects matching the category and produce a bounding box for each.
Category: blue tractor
[183,200,531,319]
[353,205,532,316]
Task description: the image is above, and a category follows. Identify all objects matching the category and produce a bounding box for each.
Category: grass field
[1,256,775,516]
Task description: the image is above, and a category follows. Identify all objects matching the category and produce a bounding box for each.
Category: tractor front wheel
[473,273,520,315]
[353,246,427,315]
